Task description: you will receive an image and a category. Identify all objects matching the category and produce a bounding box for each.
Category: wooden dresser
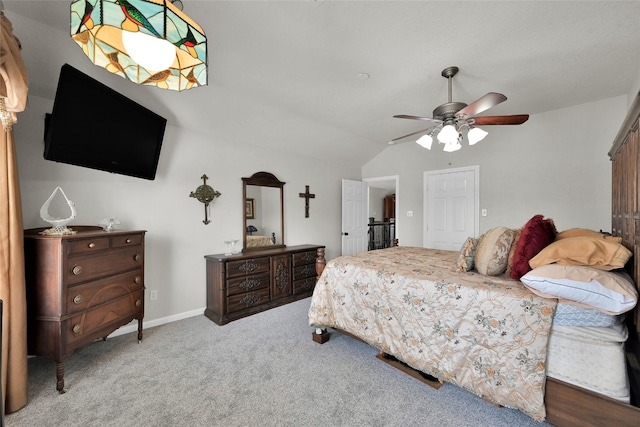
[204,244,325,325]
[24,226,145,393]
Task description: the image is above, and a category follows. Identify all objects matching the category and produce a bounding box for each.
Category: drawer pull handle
[72,265,83,275]
[239,278,260,290]
[134,254,141,261]
[88,242,96,248]
[126,238,132,243]
[73,294,83,304]
[135,299,142,307]
[239,294,261,307]
[135,276,142,284]
[72,324,81,334]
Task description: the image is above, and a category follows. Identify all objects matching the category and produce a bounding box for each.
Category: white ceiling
[5,1,640,166]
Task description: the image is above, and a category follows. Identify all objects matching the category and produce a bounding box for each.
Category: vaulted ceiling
[5,1,640,165]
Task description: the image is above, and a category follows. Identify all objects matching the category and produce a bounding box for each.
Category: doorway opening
[364,176,399,249]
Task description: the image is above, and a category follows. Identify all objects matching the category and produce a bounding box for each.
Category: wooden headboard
[609,90,640,336]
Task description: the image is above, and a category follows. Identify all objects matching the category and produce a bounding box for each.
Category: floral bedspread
[308,247,557,421]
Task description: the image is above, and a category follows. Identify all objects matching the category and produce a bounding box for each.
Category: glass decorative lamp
[70,0,207,91]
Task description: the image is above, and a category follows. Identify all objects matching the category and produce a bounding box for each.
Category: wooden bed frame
[312,92,640,426]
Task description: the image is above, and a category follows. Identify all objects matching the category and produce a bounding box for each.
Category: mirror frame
[242,172,286,252]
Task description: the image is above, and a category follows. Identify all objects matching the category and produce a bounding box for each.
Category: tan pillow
[505,228,522,276]
[529,236,632,271]
[474,227,515,276]
[555,228,622,243]
[521,265,638,315]
[454,237,479,272]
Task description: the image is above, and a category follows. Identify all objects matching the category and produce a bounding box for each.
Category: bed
[309,91,640,426]
[309,245,634,420]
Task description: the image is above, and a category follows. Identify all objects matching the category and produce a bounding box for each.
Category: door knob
[342,232,349,236]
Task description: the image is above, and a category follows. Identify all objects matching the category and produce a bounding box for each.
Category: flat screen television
[44,64,167,180]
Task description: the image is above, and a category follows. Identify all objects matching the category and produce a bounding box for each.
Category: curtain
[0,11,29,414]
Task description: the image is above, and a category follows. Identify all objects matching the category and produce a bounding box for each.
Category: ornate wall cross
[189,174,221,225]
[298,185,315,218]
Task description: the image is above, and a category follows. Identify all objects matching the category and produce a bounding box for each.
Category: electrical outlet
[407,210,413,217]
[150,290,158,301]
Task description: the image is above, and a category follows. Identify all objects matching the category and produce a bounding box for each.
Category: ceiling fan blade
[455,92,507,118]
[389,126,438,144]
[472,114,530,125]
[394,114,441,123]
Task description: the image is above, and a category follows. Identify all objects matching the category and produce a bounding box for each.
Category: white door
[424,167,478,251]
[342,179,368,255]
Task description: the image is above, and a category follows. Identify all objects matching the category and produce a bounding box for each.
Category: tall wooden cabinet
[383,194,395,221]
[204,244,324,325]
[609,92,640,330]
[24,226,145,393]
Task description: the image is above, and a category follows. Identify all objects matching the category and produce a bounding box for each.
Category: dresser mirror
[242,172,285,252]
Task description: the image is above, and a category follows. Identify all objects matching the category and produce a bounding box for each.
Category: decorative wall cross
[299,185,315,218]
[189,174,221,225]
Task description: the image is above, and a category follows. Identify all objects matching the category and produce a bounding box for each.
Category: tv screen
[44,64,167,180]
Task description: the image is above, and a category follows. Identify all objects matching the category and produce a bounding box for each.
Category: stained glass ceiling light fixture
[71,0,207,91]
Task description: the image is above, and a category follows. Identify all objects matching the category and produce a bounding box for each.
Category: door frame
[423,166,479,248]
[363,175,400,238]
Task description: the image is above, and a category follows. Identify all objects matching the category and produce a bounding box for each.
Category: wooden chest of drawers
[204,244,324,325]
[24,226,145,393]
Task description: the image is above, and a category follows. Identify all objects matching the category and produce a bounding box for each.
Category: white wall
[363,95,628,247]
[14,95,358,323]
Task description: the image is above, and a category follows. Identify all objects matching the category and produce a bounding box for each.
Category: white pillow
[520,264,638,315]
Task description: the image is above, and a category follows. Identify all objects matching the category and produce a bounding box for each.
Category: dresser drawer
[293,263,316,281]
[67,237,110,255]
[66,289,144,345]
[226,288,270,313]
[226,272,270,296]
[292,250,316,266]
[67,269,143,315]
[112,234,143,248]
[293,277,316,295]
[66,247,143,285]
[226,257,269,278]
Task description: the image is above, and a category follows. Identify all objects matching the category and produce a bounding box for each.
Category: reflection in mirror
[245,186,280,247]
[242,172,285,252]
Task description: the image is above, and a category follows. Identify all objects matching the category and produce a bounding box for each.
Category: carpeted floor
[6,298,551,426]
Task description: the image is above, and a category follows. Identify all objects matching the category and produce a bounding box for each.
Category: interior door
[424,167,478,250]
[341,179,368,255]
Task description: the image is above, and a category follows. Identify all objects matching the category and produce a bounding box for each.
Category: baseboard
[109,307,206,338]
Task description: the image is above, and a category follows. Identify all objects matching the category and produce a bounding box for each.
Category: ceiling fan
[390,66,529,152]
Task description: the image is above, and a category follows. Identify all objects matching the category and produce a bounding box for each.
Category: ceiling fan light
[416,134,433,150]
[437,124,458,144]
[443,140,461,152]
[468,127,488,145]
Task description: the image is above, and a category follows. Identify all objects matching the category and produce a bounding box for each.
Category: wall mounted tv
[44,64,167,180]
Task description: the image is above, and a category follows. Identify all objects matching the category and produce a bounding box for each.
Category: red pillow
[510,215,557,280]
